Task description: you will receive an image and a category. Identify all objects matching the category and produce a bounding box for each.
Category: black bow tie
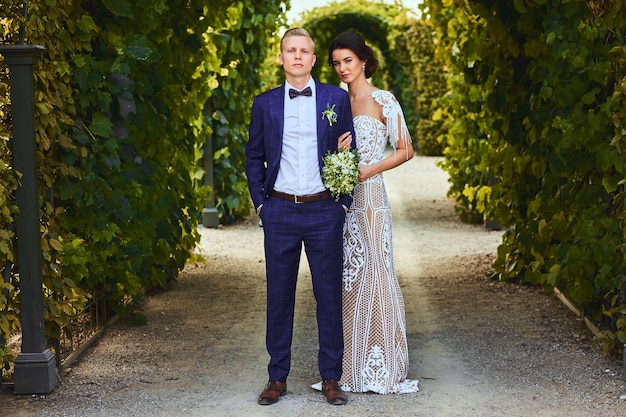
[289,87,312,99]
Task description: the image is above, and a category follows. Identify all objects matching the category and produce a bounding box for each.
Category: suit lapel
[315,81,326,166]
[274,85,286,142]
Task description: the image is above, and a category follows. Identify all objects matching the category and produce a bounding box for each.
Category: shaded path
[2,157,624,417]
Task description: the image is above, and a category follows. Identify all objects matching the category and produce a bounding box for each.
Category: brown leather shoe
[258,380,287,405]
[322,379,348,405]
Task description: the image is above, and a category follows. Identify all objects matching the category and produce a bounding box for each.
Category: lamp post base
[13,349,57,394]
[202,207,219,228]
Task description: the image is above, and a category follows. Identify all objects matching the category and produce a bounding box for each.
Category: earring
[362,64,366,71]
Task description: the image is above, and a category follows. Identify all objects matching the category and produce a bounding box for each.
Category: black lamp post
[0,44,57,394]
[202,137,219,228]
[202,103,219,228]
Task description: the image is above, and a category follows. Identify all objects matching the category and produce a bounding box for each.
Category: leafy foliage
[0,0,284,373]
[396,17,448,155]
[209,1,286,223]
[423,0,626,354]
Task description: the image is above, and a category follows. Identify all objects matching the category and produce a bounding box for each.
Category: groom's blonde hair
[280,28,315,53]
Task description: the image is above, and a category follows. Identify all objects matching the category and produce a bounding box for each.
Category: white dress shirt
[273,80,325,195]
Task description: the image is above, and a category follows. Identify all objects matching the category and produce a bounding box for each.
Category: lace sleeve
[372,90,412,160]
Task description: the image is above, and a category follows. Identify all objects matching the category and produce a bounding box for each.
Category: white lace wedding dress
[340,90,418,394]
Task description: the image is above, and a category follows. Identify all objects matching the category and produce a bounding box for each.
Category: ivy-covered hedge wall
[423,0,626,354]
[396,17,448,156]
[0,0,284,373]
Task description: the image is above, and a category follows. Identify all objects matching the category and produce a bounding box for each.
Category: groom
[245,27,355,406]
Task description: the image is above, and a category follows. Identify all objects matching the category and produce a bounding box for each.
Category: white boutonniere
[322,147,360,201]
[321,103,338,126]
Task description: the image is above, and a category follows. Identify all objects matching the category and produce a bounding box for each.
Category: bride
[316,31,419,394]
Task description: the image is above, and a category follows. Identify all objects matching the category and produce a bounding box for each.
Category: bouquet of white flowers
[322,147,360,201]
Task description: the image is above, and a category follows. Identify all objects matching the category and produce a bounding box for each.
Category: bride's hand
[337,131,352,151]
[358,163,376,182]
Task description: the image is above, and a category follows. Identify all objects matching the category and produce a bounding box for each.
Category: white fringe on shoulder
[372,90,412,161]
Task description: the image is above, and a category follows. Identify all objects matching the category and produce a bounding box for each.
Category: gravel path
[2,156,625,417]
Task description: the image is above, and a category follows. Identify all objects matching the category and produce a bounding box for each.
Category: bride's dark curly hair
[327,31,379,79]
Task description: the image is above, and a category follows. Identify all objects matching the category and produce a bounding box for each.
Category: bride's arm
[358,137,413,181]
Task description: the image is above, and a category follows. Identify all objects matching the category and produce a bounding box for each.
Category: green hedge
[423,0,626,354]
[397,18,448,156]
[0,0,284,374]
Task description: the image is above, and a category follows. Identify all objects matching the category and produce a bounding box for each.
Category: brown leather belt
[270,190,331,203]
